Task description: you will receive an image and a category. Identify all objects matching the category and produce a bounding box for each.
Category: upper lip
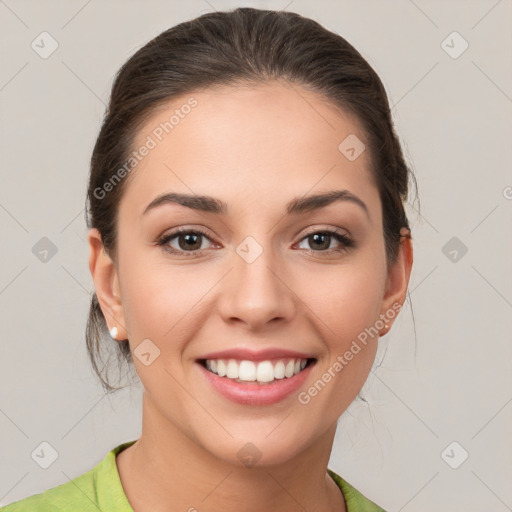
[197,348,316,362]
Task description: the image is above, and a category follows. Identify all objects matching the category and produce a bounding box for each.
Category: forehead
[121,80,379,220]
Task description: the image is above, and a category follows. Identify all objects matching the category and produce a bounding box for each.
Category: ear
[379,228,413,335]
[88,228,128,340]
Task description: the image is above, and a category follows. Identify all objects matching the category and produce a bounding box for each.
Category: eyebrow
[142,189,370,219]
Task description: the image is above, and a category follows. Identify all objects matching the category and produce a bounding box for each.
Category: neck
[116,393,346,512]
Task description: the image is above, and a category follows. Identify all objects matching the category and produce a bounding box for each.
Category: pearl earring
[110,326,118,339]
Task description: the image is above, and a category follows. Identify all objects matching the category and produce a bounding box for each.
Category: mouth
[197,357,317,385]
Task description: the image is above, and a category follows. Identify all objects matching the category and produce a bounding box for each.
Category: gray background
[1,0,511,510]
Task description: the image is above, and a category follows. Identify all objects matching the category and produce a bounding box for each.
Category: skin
[88,80,413,512]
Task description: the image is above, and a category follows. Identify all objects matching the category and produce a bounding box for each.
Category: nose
[217,241,296,331]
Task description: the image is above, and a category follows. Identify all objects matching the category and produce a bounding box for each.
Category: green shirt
[1,440,386,511]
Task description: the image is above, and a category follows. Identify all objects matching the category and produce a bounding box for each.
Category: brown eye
[177,232,203,251]
[297,229,354,254]
[157,228,214,255]
[307,233,331,251]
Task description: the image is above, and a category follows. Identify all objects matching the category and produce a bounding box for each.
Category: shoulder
[0,474,97,512]
[0,491,54,512]
[1,441,136,512]
[327,468,388,512]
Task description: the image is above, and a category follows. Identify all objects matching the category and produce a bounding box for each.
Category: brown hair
[85,7,418,393]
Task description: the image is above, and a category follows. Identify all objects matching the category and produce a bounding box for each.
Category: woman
[2,7,414,511]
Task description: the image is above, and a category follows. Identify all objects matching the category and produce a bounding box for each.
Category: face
[90,80,411,467]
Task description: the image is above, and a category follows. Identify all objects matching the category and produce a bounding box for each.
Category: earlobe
[88,228,128,340]
[379,228,414,334]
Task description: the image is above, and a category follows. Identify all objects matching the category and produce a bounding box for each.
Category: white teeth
[204,357,310,383]
[216,359,226,377]
[256,361,274,383]
[284,360,295,378]
[239,360,256,381]
[226,359,238,379]
[274,360,285,379]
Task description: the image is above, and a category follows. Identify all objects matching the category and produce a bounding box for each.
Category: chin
[201,428,313,470]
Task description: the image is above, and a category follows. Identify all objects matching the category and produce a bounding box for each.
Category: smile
[197,358,317,406]
[200,357,315,384]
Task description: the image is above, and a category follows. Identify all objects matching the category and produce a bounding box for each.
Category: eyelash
[156,226,354,257]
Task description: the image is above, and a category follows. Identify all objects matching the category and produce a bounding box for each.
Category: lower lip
[197,361,315,406]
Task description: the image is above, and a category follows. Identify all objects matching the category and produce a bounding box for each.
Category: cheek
[119,250,213,344]
[305,259,385,338]
[119,227,386,349]
[300,258,385,397]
